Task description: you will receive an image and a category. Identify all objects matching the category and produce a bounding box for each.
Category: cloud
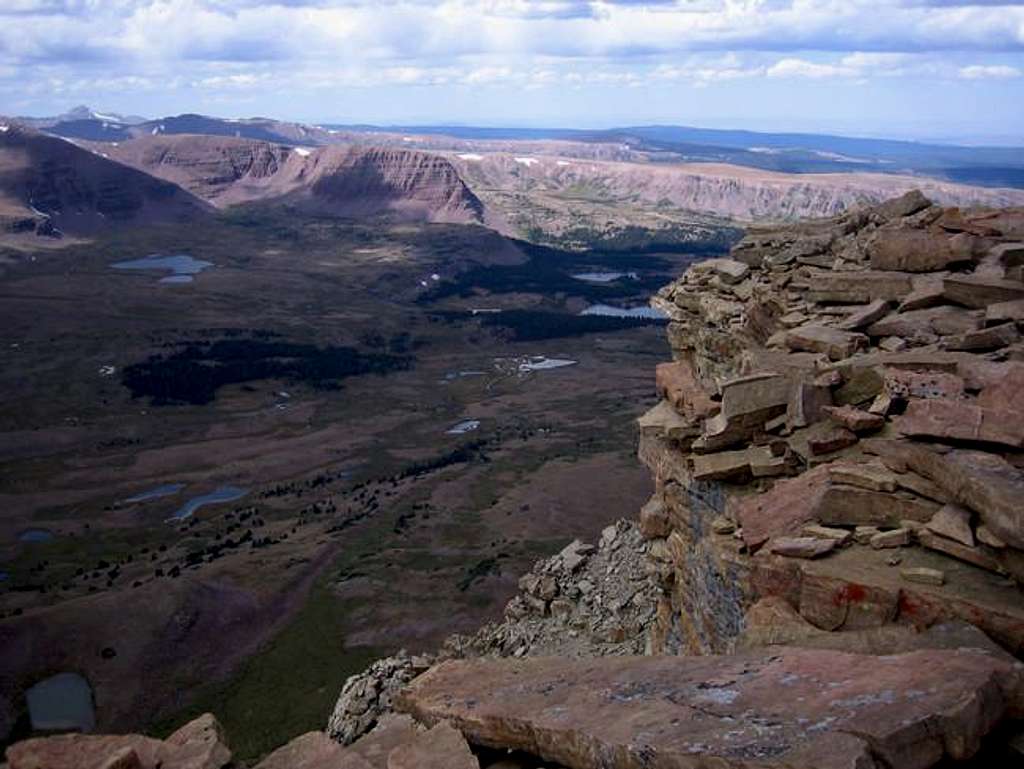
[959,63,1022,78]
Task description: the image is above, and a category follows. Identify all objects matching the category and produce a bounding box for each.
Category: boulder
[902,567,945,587]
[386,722,478,769]
[769,536,836,559]
[986,298,1024,325]
[787,380,833,428]
[870,528,911,549]
[837,299,891,331]
[636,400,701,443]
[654,360,718,421]
[4,715,232,769]
[804,271,914,303]
[867,305,982,339]
[807,426,858,455]
[869,227,979,272]
[638,496,670,539]
[814,485,939,528]
[802,524,854,545]
[874,189,932,220]
[254,732,371,769]
[691,257,751,285]
[897,398,1024,449]
[926,504,975,547]
[691,445,775,482]
[977,363,1024,412]
[822,405,885,434]
[347,715,422,769]
[864,440,1024,551]
[164,714,231,769]
[696,373,789,452]
[918,529,1005,575]
[883,369,965,401]
[396,650,1024,769]
[945,321,1020,352]
[734,466,831,549]
[826,461,897,492]
[785,325,868,361]
[943,275,1024,309]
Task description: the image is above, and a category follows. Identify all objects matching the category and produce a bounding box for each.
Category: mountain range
[3,107,1024,246]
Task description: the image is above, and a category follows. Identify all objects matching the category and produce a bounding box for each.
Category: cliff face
[101,136,486,224]
[642,191,1024,658]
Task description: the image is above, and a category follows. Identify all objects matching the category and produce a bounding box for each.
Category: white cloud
[959,64,1022,79]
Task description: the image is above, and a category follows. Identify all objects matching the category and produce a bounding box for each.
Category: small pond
[124,483,186,503]
[170,486,248,521]
[519,356,577,372]
[580,304,667,319]
[572,271,639,283]
[111,254,214,284]
[18,528,54,543]
[446,419,481,435]
[26,672,96,733]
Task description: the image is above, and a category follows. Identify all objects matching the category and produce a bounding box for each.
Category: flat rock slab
[785,325,868,361]
[897,398,1024,449]
[398,650,1024,769]
[944,275,1024,309]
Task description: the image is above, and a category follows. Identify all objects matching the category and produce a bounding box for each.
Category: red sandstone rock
[253,732,371,769]
[4,714,231,769]
[397,650,1024,769]
[807,425,858,455]
[943,275,1024,308]
[822,404,885,434]
[864,440,1024,551]
[837,299,892,331]
[927,504,975,547]
[814,485,939,528]
[654,360,718,420]
[734,466,832,550]
[386,722,478,769]
[946,321,1020,352]
[869,226,980,272]
[785,324,868,361]
[897,398,1024,449]
[805,271,914,303]
[769,536,836,559]
[883,368,965,400]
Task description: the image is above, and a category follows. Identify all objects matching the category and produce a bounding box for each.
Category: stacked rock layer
[642,190,1024,658]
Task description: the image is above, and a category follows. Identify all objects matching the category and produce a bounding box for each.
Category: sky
[1,1,1023,144]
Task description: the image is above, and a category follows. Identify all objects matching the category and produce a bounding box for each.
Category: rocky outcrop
[398,648,1023,769]
[327,520,656,746]
[3,713,230,769]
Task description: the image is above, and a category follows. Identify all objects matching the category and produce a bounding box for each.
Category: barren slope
[450,152,1024,230]
[0,125,211,238]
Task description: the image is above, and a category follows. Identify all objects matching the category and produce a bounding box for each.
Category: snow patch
[514,156,538,167]
[457,153,484,161]
[91,112,119,122]
[293,147,312,157]
[402,136,413,142]
[0,125,10,133]
[556,160,571,166]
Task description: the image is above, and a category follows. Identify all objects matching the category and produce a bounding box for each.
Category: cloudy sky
[2,1,1023,143]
